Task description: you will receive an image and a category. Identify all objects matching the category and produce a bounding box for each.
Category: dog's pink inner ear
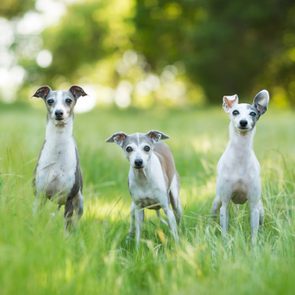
[69,85,87,99]
[146,130,170,142]
[115,133,127,143]
[146,131,160,141]
[33,86,51,99]
[223,95,237,108]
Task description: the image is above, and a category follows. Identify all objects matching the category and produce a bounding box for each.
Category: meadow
[0,103,294,295]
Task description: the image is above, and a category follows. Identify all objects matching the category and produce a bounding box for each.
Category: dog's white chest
[219,148,260,182]
[129,180,164,208]
[217,136,261,203]
[35,137,77,202]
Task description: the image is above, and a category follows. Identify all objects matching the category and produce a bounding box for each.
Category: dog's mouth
[54,118,67,127]
[238,126,249,130]
[236,126,253,135]
[134,166,144,170]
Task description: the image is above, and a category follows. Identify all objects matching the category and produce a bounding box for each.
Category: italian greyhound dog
[106,131,182,247]
[33,85,87,228]
[212,90,270,244]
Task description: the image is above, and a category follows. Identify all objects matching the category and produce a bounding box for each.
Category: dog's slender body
[212,90,269,243]
[106,131,182,247]
[33,85,86,228]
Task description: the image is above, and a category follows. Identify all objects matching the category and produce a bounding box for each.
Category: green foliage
[9,0,295,107]
[0,0,34,18]
[0,106,294,294]
[40,1,108,84]
[133,0,295,104]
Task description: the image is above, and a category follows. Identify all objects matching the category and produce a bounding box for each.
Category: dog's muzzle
[55,110,64,121]
[239,120,248,128]
[134,159,143,169]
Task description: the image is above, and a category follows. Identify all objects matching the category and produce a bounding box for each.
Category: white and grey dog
[33,85,87,228]
[106,131,182,247]
[212,90,270,243]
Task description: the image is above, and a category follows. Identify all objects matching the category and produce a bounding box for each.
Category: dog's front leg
[220,201,229,237]
[128,202,136,238]
[250,202,260,245]
[211,195,221,219]
[163,204,179,243]
[134,206,144,248]
[258,200,264,226]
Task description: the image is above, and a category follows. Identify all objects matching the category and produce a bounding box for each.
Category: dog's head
[33,85,87,126]
[106,130,169,169]
[222,90,269,134]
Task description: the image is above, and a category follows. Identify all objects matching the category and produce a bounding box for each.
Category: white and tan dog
[212,90,269,243]
[106,131,182,247]
[33,85,86,228]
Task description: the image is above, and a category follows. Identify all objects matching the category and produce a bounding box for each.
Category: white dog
[212,90,269,243]
[106,131,182,247]
[33,85,86,228]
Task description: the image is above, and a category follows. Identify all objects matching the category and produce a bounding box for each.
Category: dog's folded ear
[33,86,51,99]
[145,130,169,143]
[69,85,87,99]
[106,132,127,147]
[222,94,239,113]
[253,90,269,115]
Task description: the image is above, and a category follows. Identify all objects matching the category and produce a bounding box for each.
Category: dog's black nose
[240,120,248,127]
[134,159,143,168]
[55,110,64,119]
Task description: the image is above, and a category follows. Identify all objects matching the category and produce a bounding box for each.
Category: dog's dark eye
[126,146,133,153]
[250,111,256,117]
[232,110,239,116]
[47,99,54,106]
[143,145,150,152]
[65,98,72,105]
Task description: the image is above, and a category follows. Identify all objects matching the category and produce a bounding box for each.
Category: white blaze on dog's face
[33,85,87,126]
[123,135,152,169]
[223,90,269,133]
[106,131,169,169]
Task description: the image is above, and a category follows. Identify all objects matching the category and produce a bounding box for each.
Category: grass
[0,104,294,295]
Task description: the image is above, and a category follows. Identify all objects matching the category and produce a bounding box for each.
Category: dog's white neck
[45,117,74,142]
[228,121,255,152]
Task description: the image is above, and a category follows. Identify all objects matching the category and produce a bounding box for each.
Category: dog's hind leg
[32,194,47,216]
[250,202,260,245]
[73,191,83,219]
[169,175,182,225]
[64,197,74,230]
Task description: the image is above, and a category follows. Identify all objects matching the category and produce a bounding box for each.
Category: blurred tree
[10,0,295,107]
[0,0,34,18]
[37,1,108,85]
[133,0,295,105]
[23,0,134,87]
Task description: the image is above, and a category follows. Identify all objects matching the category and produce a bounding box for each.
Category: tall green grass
[0,105,294,295]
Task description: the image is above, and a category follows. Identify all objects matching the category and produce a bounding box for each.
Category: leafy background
[0,1,294,295]
[1,0,295,107]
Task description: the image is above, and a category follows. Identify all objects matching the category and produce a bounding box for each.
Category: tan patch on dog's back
[154,143,176,188]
